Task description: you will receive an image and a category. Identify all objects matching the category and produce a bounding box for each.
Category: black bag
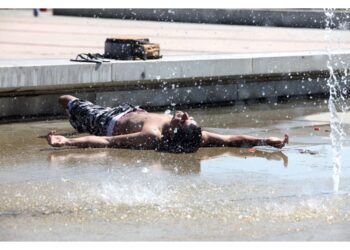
[104,37,162,60]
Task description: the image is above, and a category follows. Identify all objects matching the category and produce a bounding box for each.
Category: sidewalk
[2,9,350,120]
[1,9,350,60]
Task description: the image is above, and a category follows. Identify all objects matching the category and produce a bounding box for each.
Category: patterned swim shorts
[67,99,136,136]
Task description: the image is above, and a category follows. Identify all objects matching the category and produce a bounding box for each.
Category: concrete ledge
[97,82,238,107]
[1,51,350,120]
[2,51,349,90]
[111,56,252,82]
[0,92,95,120]
[0,59,111,90]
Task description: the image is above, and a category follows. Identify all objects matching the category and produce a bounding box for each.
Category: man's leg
[58,95,88,133]
[58,95,77,111]
[60,96,110,135]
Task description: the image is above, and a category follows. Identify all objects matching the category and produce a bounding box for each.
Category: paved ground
[1,9,350,60]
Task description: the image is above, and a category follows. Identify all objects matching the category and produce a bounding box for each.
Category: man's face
[170,111,198,131]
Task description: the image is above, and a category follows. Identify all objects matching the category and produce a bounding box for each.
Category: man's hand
[47,131,69,147]
[266,134,289,148]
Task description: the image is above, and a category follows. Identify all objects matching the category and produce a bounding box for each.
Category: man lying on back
[47,95,288,153]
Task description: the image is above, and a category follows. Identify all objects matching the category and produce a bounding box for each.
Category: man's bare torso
[112,111,171,136]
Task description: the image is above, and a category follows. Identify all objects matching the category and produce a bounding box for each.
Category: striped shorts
[67,99,136,136]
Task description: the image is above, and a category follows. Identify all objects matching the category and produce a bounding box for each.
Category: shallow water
[1,98,350,240]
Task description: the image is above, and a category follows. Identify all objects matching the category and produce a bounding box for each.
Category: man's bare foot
[47,131,69,147]
[266,134,289,148]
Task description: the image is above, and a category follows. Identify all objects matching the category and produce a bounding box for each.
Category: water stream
[324,8,349,193]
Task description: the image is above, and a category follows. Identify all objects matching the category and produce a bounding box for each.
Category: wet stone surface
[1,98,350,240]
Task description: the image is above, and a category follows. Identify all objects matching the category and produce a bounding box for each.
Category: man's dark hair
[158,124,202,153]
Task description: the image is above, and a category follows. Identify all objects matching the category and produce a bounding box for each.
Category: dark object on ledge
[104,37,162,60]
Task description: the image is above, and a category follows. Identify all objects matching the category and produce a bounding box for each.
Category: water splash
[324,8,349,193]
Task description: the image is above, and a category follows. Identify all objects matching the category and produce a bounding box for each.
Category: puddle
[1,98,350,240]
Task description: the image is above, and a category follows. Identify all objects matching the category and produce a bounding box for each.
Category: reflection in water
[47,147,289,175]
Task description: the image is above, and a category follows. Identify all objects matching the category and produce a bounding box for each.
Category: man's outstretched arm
[200,131,288,148]
[47,131,159,149]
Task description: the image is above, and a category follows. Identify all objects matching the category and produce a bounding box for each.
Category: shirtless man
[47,95,288,153]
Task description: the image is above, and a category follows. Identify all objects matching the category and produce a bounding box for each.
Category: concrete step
[1,51,349,120]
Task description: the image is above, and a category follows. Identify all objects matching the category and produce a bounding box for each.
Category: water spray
[324,8,348,193]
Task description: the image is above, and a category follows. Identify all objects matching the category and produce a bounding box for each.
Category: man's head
[158,111,202,153]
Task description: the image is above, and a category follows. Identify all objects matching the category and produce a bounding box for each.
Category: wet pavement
[1,97,350,240]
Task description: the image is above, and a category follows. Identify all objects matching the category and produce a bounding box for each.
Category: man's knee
[58,95,77,109]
